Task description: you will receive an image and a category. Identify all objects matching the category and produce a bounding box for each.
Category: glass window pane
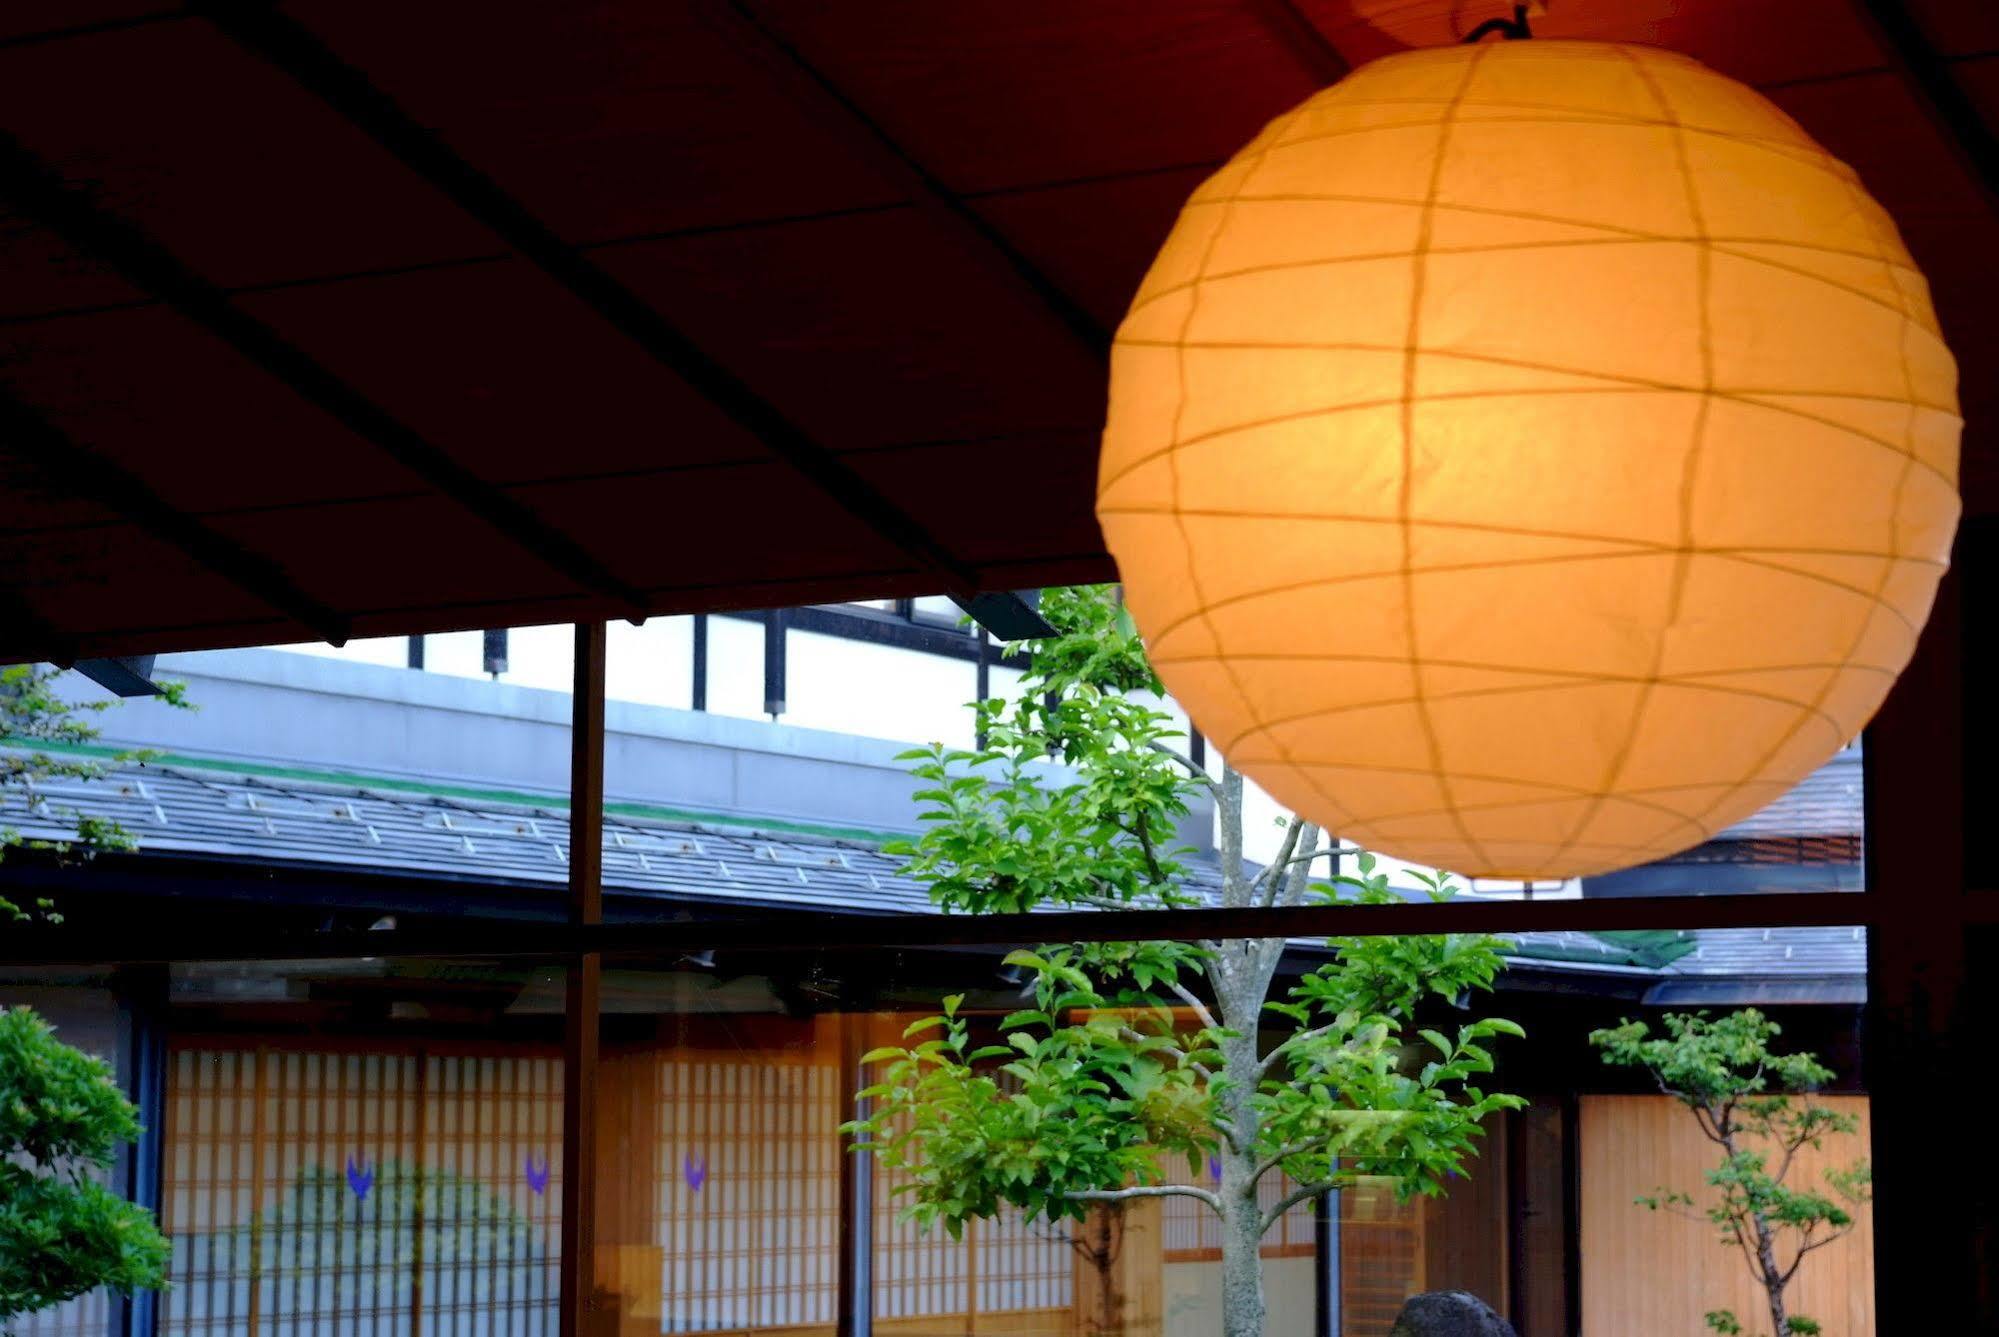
[606,616,695,711]
[783,630,977,747]
[704,615,767,721]
[910,594,966,627]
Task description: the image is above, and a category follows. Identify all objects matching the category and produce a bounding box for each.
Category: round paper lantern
[1098,40,1960,879]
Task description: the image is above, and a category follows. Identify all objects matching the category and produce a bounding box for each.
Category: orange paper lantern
[1098,41,1960,879]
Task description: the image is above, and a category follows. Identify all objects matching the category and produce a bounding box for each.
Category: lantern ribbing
[1099,41,1961,880]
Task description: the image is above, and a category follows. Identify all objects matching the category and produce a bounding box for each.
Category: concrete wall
[77,649,1215,848]
[1164,1257,1315,1337]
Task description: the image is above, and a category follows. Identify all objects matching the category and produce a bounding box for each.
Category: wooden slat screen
[654,1054,840,1331]
[872,1161,1076,1326]
[1580,1094,1874,1336]
[160,1045,562,1337]
[1339,1180,1423,1337]
[159,1028,1071,1336]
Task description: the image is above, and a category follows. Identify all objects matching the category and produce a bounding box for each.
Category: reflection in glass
[0,938,1872,1336]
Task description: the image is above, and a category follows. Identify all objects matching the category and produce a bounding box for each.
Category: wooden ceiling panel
[0,520,286,654]
[1908,1,1999,59]
[750,0,1327,194]
[0,5,165,44]
[0,445,124,532]
[0,304,427,516]
[0,18,496,291]
[203,494,584,615]
[508,464,920,595]
[841,432,1110,570]
[596,208,1106,452]
[283,0,910,245]
[1,0,1995,662]
[969,167,1213,335]
[0,211,145,322]
[235,258,775,485]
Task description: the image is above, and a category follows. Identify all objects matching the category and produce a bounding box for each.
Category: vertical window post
[691,614,709,711]
[1313,1182,1339,1337]
[110,965,168,1337]
[561,622,606,1337]
[1866,526,1979,1324]
[483,627,510,678]
[764,608,788,719]
[838,1013,875,1337]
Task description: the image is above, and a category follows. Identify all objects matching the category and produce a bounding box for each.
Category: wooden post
[1313,1185,1339,1337]
[561,622,608,1337]
[1866,522,1989,1326]
[594,1048,664,1335]
[837,1012,875,1337]
[1072,1200,1163,1336]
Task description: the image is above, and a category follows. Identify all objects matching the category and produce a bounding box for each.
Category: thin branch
[1066,1184,1220,1211]
[1780,1222,1856,1285]
[1164,978,1220,1035]
[1217,766,1245,908]
[1261,1179,1334,1233]
[1108,811,1168,886]
[1116,1023,1214,1086]
[1258,1021,1340,1079]
[1148,740,1220,793]
[1274,825,1323,910]
[1254,1134,1333,1183]
[1728,1217,1762,1284]
[1251,817,1309,906]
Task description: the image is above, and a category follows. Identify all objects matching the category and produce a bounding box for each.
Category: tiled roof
[1,751,1862,984]
[1714,747,1862,841]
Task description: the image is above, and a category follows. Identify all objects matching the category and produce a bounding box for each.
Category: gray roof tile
[2,750,1861,981]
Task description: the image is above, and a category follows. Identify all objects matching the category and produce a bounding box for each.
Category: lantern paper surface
[1098,41,1960,879]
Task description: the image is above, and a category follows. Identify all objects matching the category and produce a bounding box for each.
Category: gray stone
[1388,1290,1518,1337]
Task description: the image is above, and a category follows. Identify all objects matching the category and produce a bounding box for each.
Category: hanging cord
[1463,4,1534,42]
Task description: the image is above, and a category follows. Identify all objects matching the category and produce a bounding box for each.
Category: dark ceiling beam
[0,134,651,622]
[0,584,75,667]
[708,0,1111,356]
[196,0,991,602]
[1853,0,1999,212]
[1247,0,1352,86]
[0,389,351,646]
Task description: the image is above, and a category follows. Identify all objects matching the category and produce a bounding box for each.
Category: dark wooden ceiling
[2,0,1994,662]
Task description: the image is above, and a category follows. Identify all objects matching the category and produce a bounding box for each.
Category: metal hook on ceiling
[1463,4,1535,43]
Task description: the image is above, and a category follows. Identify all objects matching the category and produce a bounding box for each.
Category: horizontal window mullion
[0,888,1894,967]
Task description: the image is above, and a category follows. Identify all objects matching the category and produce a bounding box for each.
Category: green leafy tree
[0,1006,170,1324]
[3,662,190,924]
[1591,1009,1871,1337]
[3,663,188,1326]
[850,586,1524,1337]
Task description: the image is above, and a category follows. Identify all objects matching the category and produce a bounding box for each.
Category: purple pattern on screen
[524,1154,551,1196]
[684,1151,708,1193]
[1207,1155,1223,1183]
[345,1155,373,1202]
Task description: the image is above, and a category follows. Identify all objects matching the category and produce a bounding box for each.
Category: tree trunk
[1218,1180,1267,1337]
[1211,951,1276,1337]
[1755,1219,1788,1336]
[1717,1121,1790,1337]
